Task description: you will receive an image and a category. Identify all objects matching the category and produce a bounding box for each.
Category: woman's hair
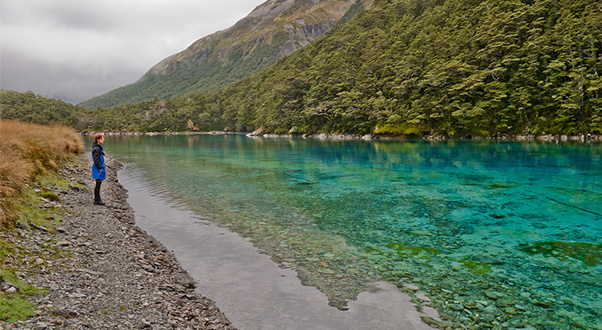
[94,133,104,142]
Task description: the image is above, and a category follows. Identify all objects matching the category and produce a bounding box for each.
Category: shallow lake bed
[106,135,602,329]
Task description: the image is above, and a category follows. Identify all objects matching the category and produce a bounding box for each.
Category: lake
[102,134,601,329]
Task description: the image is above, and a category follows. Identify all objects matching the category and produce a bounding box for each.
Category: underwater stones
[532,222,547,229]
[461,259,492,274]
[514,304,528,311]
[484,290,504,300]
[479,312,496,322]
[550,280,565,287]
[474,300,489,310]
[451,261,462,271]
[489,183,512,189]
[318,268,335,275]
[578,274,602,285]
[449,303,465,311]
[416,293,431,302]
[441,288,454,294]
[496,299,515,307]
[532,300,551,308]
[403,283,419,291]
[520,241,602,266]
[419,316,440,328]
[410,230,432,236]
[472,253,502,265]
[483,305,497,315]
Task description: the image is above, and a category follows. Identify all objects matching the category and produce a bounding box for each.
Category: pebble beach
[0,155,235,329]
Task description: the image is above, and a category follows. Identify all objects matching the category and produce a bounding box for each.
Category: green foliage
[4,0,601,138]
[79,0,601,137]
[0,91,92,130]
[375,123,423,136]
[35,171,72,191]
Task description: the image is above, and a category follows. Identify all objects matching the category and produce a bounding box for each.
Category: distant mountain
[79,0,369,109]
[81,0,602,138]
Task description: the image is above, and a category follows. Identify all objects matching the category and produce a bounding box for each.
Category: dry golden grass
[0,120,84,228]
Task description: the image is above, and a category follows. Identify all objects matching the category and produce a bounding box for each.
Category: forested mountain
[4,0,601,138]
[0,91,91,130]
[79,0,369,109]
[79,0,602,137]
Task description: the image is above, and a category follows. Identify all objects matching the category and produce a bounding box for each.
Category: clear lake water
[102,135,602,329]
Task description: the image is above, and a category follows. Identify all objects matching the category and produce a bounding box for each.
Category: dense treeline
[3,0,602,137]
[0,91,93,130]
[85,0,602,137]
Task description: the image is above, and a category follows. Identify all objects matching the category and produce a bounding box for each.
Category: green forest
[3,0,602,138]
[0,91,89,129]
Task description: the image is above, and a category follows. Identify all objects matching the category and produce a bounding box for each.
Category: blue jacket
[91,142,106,180]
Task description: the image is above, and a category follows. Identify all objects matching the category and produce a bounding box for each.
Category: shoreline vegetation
[0,120,83,322]
[0,120,83,321]
[0,120,84,229]
[89,129,602,143]
[0,120,234,328]
[2,0,601,142]
[2,86,601,143]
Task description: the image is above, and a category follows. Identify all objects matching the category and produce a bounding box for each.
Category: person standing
[91,133,106,205]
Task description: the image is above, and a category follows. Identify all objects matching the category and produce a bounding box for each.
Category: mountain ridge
[74,0,602,138]
[79,0,368,109]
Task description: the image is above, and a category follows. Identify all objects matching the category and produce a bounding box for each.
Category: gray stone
[403,283,419,290]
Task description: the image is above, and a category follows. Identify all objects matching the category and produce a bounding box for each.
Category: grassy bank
[0,119,83,228]
[0,120,84,321]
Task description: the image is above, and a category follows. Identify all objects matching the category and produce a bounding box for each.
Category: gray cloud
[0,0,261,103]
[1,47,140,103]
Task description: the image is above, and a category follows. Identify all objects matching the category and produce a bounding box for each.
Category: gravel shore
[0,155,236,329]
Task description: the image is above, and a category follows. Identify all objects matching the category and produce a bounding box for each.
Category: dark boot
[94,200,106,205]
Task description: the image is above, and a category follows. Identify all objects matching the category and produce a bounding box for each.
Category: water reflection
[103,135,602,329]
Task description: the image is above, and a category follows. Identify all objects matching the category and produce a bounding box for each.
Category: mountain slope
[199,0,602,136]
[79,0,368,109]
[84,0,601,139]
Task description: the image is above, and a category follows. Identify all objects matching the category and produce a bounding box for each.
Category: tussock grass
[0,119,83,229]
[0,120,82,322]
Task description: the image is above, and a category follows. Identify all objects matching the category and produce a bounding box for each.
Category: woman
[91,133,106,205]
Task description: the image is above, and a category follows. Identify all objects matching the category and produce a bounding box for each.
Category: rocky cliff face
[150,0,357,74]
[80,0,369,109]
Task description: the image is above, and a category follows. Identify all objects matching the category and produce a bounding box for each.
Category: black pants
[94,180,103,201]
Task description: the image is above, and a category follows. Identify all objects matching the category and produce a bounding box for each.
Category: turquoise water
[104,135,601,329]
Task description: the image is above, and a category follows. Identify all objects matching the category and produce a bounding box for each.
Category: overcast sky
[0,0,262,104]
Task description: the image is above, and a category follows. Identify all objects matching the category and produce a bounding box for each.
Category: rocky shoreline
[0,155,235,329]
[92,130,602,143]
